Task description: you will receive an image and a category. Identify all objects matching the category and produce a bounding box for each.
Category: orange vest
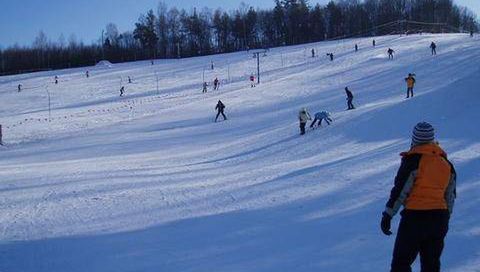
[406,77,415,88]
[403,144,451,210]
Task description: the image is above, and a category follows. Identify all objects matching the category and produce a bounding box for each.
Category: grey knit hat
[412,122,435,145]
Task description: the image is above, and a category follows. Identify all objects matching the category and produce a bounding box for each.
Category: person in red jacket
[250,74,256,88]
[381,122,456,272]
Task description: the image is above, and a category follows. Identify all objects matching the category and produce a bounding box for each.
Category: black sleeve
[386,154,421,209]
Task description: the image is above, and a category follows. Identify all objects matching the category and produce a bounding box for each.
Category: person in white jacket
[298,108,312,135]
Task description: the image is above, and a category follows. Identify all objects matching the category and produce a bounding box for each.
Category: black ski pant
[347,98,355,110]
[431,49,436,55]
[215,110,227,121]
[391,210,449,272]
[407,88,414,98]
[300,122,307,135]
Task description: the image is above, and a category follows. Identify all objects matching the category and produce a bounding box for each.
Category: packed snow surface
[0,34,479,272]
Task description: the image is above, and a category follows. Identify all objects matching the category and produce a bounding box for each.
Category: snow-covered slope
[0,34,479,272]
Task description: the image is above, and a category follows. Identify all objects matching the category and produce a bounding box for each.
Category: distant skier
[373,39,376,47]
[430,42,437,55]
[54,76,59,84]
[405,73,416,98]
[250,74,256,88]
[311,48,315,58]
[215,100,227,122]
[355,44,358,52]
[470,30,474,37]
[327,53,334,61]
[298,108,312,135]
[17,84,22,92]
[381,122,456,272]
[128,76,132,84]
[213,77,220,90]
[387,48,395,59]
[345,87,355,110]
[86,70,90,78]
[310,111,332,128]
[211,61,214,70]
[120,86,125,97]
[202,82,208,93]
[151,60,154,65]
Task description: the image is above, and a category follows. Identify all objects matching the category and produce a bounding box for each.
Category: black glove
[381,212,393,236]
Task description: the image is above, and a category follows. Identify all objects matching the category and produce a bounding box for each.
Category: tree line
[1,0,478,75]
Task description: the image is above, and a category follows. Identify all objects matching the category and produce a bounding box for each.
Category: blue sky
[0,0,478,48]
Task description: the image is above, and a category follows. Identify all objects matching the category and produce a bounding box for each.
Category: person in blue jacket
[310,111,333,128]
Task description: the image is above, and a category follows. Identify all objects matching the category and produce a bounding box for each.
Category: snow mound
[95,60,114,68]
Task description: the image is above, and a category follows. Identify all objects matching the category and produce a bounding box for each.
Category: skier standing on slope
[215,100,227,122]
[312,48,315,58]
[327,53,334,61]
[213,77,220,90]
[119,86,125,97]
[86,71,90,78]
[388,48,395,59]
[430,42,437,55]
[202,82,208,93]
[373,39,376,47]
[355,44,358,52]
[310,111,332,128]
[405,73,416,98]
[17,84,22,92]
[54,76,59,84]
[345,87,355,110]
[298,108,312,135]
[250,74,256,88]
[381,122,456,272]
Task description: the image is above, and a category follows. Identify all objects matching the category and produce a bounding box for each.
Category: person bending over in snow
[405,73,416,98]
[388,48,395,59]
[298,108,312,135]
[310,111,332,128]
[215,100,227,122]
[381,122,456,272]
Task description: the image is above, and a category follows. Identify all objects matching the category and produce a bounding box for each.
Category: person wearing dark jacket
[388,48,395,59]
[345,87,355,110]
[215,100,227,122]
[430,42,437,55]
[381,122,456,272]
[327,53,334,61]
